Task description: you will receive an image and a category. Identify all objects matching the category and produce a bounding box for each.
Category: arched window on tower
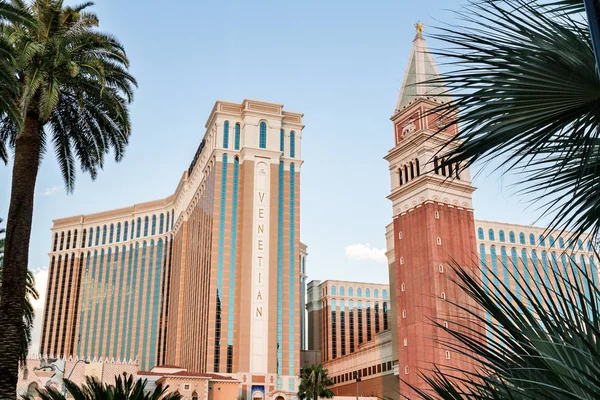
[455,162,461,179]
[478,228,484,240]
[529,234,535,246]
[509,231,515,243]
[235,123,241,150]
[448,162,453,177]
[499,230,505,242]
[290,131,296,158]
[519,232,525,244]
[434,157,439,174]
[259,121,267,149]
[415,158,420,176]
[488,229,495,241]
[398,169,403,186]
[410,162,415,179]
[441,160,447,177]
[549,236,555,247]
[223,120,229,149]
[404,165,409,183]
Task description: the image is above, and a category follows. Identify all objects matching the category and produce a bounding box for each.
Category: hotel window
[478,228,484,240]
[171,209,174,229]
[340,299,346,356]
[550,236,555,247]
[259,121,267,149]
[382,289,387,298]
[374,302,380,333]
[331,299,337,359]
[166,211,170,231]
[66,231,71,250]
[365,288,370,298]
[366,301,372,341]
[81,230,86,249]
[59,232,64,250]
[151,215,157,235]
[136,218,141,238]
[159,214,164,234]
[53,233,58,251]
[589,241,593,252]
[519,232,525,244]
[144,216,149,236]
[101,225,106,245]
[123,222,128,241]
[383,302,388,330]
[348,287,353,296]
[349,300,355,353]
[488,229,495,241]
[358,301,363,344]
[374,289,379,298]
[109,224,114,244]
[116,223,121,243]
[223,120,229,149]
[340,286,345,296]
[88,227,94,247]
[357,288,362,297]
[499,230,505,242]
[529,234,535,246]
[568,239,574,249]
[280,129,285,152]
[331,285,336,295]
[539,235,545,247]
[509,231,515,243]
[131,219,135,239]
[559,238,565,248]
[290,131,296,157]
[578,240,584,250]
[235,123,241,150]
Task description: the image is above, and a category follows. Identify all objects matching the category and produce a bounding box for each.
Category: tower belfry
[385,22,481,397]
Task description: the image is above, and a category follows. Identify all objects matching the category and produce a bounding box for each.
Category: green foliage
[298,365,334,400]
[29,372,183,400]
[410,257,600,400]
[0,218,38,367]
[0,0,137,191]
[429,0,600,239]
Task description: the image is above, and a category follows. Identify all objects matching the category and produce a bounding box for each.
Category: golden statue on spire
[415,21,424,35]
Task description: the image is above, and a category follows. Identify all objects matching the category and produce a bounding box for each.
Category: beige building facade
[41,99,307,400]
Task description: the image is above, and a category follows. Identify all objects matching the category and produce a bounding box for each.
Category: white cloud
[344,243,387,264]
[29,268,48,355]
[41,186,61,196]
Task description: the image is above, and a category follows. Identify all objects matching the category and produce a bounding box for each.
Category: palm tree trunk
[0,113,41,400]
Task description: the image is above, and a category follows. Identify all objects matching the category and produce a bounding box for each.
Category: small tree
[298,365,334,400]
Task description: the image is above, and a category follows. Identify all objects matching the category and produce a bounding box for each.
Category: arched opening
[434,157,439,174]
[415,158,420,176]
[440,159,447,176]
[398,169,403,186]
[404,165,409,182]
[192,391,199,400]
[410,162,415,179]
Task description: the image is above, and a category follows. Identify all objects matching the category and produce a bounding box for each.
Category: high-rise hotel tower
[41,99,306,400]
[384,24,482,397]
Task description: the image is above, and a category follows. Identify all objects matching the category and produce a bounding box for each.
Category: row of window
[434,157,461,179]
[332,361,393,385]
[398,158,420,186]
[52,211,175,252]
[223,121,297,156]
[328,286,388,299]
[477,228,593,251]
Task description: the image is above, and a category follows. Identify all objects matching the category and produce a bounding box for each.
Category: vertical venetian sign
[251,161,269,373]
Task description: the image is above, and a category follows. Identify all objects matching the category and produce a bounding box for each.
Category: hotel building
[306,280,397,398]
[40,99,307,400]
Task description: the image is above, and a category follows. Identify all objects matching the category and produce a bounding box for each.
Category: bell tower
[385,23,481,397]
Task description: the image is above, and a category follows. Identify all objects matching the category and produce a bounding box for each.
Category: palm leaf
[410,254,600,400]
[427,0,600,239]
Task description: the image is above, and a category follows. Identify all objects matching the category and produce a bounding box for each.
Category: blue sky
[0,0,547,350]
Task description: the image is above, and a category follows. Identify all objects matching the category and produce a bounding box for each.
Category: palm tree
[409,257,600,400]
[1,219,40,369]
[429,0,600,239]
[0,1,136,398]
[298,365,334,400]
[28,372,183,400]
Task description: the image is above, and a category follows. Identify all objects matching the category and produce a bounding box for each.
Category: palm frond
[428,0,600,239]
[412,254,600,400]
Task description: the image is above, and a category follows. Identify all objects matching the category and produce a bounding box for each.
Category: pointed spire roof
[394,22,447,114]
